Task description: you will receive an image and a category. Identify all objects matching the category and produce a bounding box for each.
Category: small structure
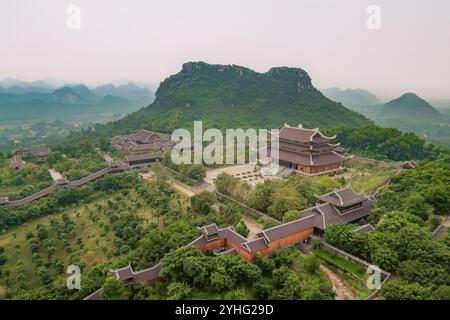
[0,197,9,206]
[125,153,162,167]
[399,160,418,170]
[48,169,68,186]
[14,147,51,162]
[271,124,352,176]
[353,223,375,233]
[9,155,25,170]
[111,264,136,285]
[315,185,371,217]
[109,160,130,173]
[111,130,174,156]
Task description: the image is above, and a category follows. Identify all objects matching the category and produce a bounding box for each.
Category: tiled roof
[279,125,335,144]
[339,199,373,223]
[353,223,375,233]
[202,223,220,236]
[317,185,366,207]
[126,153,162,162]
[243,238,268,252]
[277,149,348,166]
[134,263,162,282]
[262,214,316,242]
[225,228,248,246]
[113,264,135,280]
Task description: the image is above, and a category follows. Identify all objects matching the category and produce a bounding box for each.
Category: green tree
[166,281,192,300]
[235,220,249,238]
[190,191,216,214]
[100,277,130,300]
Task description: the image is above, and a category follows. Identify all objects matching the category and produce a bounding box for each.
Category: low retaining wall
[216,191,281,225]
[318,240,391,300]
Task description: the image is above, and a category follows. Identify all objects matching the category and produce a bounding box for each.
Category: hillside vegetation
[90,62,370,136]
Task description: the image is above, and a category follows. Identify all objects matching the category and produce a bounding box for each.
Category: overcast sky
[1,0,449,101]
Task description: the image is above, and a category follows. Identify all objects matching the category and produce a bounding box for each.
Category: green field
[0,176,191,298]
[345,160,397,194]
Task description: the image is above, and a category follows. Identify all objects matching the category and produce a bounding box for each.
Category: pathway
[320,265,356,300]
[241,216,264,240]
[432,216,450,241]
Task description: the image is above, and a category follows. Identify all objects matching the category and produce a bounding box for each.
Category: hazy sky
[1,0,449,100]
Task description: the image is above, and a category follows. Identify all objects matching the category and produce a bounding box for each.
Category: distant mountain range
[0,81,154,124]
[322,87,382,108]
[94,61,371,135]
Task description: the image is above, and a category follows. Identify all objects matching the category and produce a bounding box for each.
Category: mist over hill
[0,81,154,125]
[322,87,382,107]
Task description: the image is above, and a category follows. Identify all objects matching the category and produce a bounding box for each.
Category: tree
[303,255,320,274]
[210,267,234,292]
[190,191,216,214]
[100,277,130,300]
[282,210,301,222]
[235,220,249,238]
[430,286,450,300]
[371,246,399,272]
[219,203,240,225]
[382,281,431,300]
[268,187,306,220]
[180,164,206,181]
[214,173,239,196]
[166,282,192,300]
[403,193,434,220]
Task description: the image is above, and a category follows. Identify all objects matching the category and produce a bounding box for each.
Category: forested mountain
[379,93,440,119]
[373,93,450,148]
[99,62,371,135]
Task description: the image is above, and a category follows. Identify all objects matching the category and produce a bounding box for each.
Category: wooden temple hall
[272,124,351,176]
[111,130,174,156]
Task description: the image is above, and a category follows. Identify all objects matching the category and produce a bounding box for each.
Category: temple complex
[100,185,374,297]
[111,130,174,156]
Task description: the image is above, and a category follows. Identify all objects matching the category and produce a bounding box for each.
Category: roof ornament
[283,123,291,127]
[298,123,303,128]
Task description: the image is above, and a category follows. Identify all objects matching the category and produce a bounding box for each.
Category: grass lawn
[345,160,397,194]
[314,249,366,278]
[325,264,372,300]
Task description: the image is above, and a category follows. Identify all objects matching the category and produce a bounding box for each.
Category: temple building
[14,147,51,162]
[315,185,372,219]
[111,130,174,156]
[272,124,351,176]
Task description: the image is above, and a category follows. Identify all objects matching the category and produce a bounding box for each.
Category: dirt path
[320,265,356,300]
[241,216,264,240]
[168,179,196,197]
